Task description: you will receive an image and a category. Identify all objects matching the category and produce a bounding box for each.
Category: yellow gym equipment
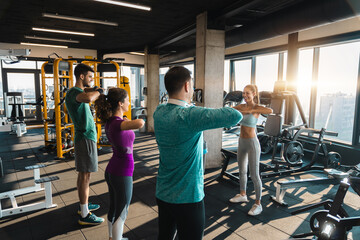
[41,59,76,159]
[40,58,131,154]
[82,60,131,148]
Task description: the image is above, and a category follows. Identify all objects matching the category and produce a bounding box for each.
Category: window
[102,72,118,90]
[281,53,288,81]
[7,72,37,118]
[102,66,143,108]
[42,74,55,110]
[234,59,251,91]
[3,60,36,69]
[295,49,313,126]
[37,61,46,70]
[224,60,230,93]
[0,65,3,115]
[183,64,194,78]
[255,54,279,92]
[159,67,169,103]
[315,41,360,143]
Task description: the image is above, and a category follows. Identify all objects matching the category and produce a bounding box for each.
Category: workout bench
[271,168,349,206]
[0,164,59,218]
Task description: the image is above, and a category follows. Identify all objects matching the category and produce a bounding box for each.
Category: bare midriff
[240,125,257,138]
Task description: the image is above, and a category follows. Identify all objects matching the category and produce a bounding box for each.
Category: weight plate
[284,140,304,165]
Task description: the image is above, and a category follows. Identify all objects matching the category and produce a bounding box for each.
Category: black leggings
[156,198,205,240]
[105,172,132,225]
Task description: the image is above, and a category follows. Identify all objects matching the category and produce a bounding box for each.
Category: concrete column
[144,48,159,132]
[195,12,225,168]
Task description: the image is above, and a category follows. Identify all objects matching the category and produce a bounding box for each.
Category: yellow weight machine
[41,58,76,159]
[82,60,131,148]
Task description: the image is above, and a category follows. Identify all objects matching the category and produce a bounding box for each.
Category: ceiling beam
[151,23,196,49]
[212,0,264,21]
[98,46,145,56]
[152,1,264,53]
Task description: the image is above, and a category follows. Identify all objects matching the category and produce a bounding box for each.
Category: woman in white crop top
[229,84,272,216]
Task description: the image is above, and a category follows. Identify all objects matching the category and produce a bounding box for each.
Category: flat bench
[0,164,59,218]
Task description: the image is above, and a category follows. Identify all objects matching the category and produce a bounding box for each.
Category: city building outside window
[315,41,360,143]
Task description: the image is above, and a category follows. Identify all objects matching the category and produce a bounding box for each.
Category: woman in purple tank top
[95,88,144,240]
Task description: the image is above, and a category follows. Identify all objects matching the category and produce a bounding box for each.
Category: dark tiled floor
[0,126,359,240]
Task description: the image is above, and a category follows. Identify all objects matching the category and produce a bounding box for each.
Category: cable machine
[41,58,131,155]
[41,58,76,159]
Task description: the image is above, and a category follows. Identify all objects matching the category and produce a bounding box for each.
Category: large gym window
[295,48,313,126]
[2,60,36,69]
[224,60,230,93]
[101,66,144,108]
[159,67,169,103]
[183,64,194,78]
[255,53,279,92]
[314,41,360,143]
[7,72,37,119]
[0,66,3,115]
[234,59,251,91]
[122,66,143,108]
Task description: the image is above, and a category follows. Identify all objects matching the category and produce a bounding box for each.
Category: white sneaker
[248,204,262,216]
[229,194,248,203]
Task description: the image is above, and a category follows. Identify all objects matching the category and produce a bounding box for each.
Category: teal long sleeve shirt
[153,100,242,204]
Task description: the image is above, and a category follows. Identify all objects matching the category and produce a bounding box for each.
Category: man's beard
[84,83,90,87]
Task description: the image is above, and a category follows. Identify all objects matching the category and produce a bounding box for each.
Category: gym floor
[0,126,359,240]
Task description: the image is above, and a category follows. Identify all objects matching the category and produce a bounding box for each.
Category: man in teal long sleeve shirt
[153,66,242,240]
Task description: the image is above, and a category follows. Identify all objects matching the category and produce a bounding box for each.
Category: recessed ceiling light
[32,27,94,37]
[42,13,118,26]
[94,0,151,11]
[24,35,80,43]
[20,42,68,48]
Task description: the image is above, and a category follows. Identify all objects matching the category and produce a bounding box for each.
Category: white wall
[225,35,288,55]
[299,16,360,41]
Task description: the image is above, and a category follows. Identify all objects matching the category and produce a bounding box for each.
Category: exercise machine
[82,59,131,148]
[41,58,76,159]
[291,167,360,239]
[4,92,27,137]
[218,86,341,186]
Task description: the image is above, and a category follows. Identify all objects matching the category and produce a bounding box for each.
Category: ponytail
[94,88,128,123]
[94,94,112,122]
[254,85,259,104]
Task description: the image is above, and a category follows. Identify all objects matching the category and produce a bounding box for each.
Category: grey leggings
[105,172,132,240]
[237,137,262,201]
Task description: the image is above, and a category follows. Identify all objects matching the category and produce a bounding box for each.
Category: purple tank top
[105,116,135,176]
